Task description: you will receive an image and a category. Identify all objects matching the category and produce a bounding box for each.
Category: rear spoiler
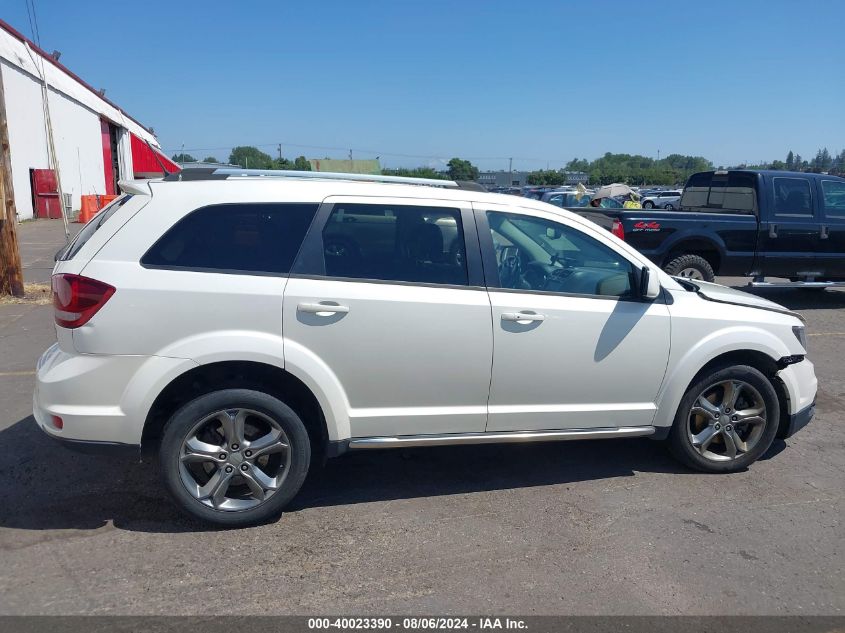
[118,179,153,196]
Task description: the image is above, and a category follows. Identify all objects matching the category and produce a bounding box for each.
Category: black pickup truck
[570,170,845,285]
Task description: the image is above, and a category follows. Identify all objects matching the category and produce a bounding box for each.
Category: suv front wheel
[160,389,311,526]
[669,365,779,473]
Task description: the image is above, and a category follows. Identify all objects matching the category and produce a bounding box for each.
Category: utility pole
[278,144,282,162]
[0,68,24,297]
[509,157,513,185]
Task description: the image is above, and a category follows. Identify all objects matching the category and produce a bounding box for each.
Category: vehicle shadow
[0,414,689,534]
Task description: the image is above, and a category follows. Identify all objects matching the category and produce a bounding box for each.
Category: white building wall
[2,60,107,220]
[2,60,48,220]
[0,26,166,220]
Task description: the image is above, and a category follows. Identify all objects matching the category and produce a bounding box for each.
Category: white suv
[35,169,817,526]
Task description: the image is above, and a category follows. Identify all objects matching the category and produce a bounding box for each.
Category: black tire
[160,388,311,527]
[663,253,715,282]
[664,203,674,210]
[643,201,654,208]
[668,364,780,473]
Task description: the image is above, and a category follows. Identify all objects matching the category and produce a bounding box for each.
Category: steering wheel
[498,246,523,288]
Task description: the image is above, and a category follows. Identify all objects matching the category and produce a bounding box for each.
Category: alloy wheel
[688,380,767,461]
[178,408,291,511]
[677,267,705,280]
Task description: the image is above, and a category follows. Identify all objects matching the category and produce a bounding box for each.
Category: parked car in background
[541,191,592,208]
[571,169,845,285]
[642,190,682,209]
[36,168,815,526]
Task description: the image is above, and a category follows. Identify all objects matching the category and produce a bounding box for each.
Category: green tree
[786,150,794,170]
[229,146,274,169]
[202,156,219,164]
[526,170,566,186]
[447,158,479,181]
[171,153,197,163]
[293,156,311,171]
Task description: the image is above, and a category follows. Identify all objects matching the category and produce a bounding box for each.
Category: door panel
[486,291,670,431]
[284,278,492,437]
[477,203,670,432]
[759,176,821,278]
[817,179,845,279]
[284,196,492,438]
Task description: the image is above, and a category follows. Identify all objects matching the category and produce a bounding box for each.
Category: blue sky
[6,0,844,170]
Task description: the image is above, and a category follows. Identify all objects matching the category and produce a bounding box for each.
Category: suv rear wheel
[160,388,311,526]
[668,365,779,473]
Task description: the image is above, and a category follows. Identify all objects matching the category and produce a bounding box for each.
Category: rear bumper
[779,401,815,439]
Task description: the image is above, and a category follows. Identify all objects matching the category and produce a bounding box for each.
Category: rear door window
[773,178,813,217]
[321,203,468,286]
[141,203,318,274]
[821,180,845,218]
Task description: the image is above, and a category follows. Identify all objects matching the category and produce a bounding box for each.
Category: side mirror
[639,266,661,300]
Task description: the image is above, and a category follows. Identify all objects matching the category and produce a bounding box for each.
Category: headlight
[792,325,807,352]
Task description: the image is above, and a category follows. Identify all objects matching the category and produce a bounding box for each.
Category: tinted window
[821,180,845,217]
[322,204,467,285]
[486,211,634,298]
[141,203,318,274]
[681,172,757,213]
[773,178,813,216]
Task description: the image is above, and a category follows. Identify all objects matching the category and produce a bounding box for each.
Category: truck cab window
[773,178,813,217]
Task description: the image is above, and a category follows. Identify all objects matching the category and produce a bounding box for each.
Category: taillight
[52,274,115,328]
[611,219,625,240]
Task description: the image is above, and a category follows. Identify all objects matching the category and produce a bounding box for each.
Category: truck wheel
[160,388,311,527]
[668,364,779,473]
[663,254,715,282]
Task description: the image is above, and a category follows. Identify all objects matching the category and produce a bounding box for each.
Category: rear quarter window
[57,195,134,261]
[141,203,318,275]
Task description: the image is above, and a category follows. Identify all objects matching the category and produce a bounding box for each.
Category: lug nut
[218,453,227,460]
[231,443,240,450]
[715,423,721,430]
[732,416,738,421]
[240,464,249,471]
[714,413,720,419]
[726,425,733,432]
[244,450,253,457]
[224,466,233,473]
[725,408,731,414]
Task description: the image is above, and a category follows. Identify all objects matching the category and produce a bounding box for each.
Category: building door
[30,169,62,219]
[100,119,120,195]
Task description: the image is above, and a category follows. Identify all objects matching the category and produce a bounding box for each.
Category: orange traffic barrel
[77,195,97,223]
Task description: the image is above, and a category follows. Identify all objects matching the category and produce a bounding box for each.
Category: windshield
[56,194,133,261]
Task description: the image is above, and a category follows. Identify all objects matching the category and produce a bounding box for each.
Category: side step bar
[348,426,655,450]
[748,280,845,288]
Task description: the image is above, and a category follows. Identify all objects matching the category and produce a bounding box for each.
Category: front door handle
[502,311,545,323]
[297,302,350,315]
[820,225,830,240]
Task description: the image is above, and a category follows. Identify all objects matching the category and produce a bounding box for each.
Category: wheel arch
[653,330,792,432]
[659,234,725,274]
[141,360,332,460]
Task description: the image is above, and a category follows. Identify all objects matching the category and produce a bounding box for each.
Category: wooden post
[0,65,24,297]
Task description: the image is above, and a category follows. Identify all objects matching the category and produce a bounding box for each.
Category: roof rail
[162,167,472,189]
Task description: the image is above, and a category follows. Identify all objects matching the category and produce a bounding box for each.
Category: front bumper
[779,401,815,439]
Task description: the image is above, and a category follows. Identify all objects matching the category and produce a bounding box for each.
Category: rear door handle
[820,225,830,240]
[297,302,350,315]
[502,311,545,323]
[768,224,778,238]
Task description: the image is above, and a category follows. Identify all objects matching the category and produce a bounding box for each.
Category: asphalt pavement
[0,220,842,615]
